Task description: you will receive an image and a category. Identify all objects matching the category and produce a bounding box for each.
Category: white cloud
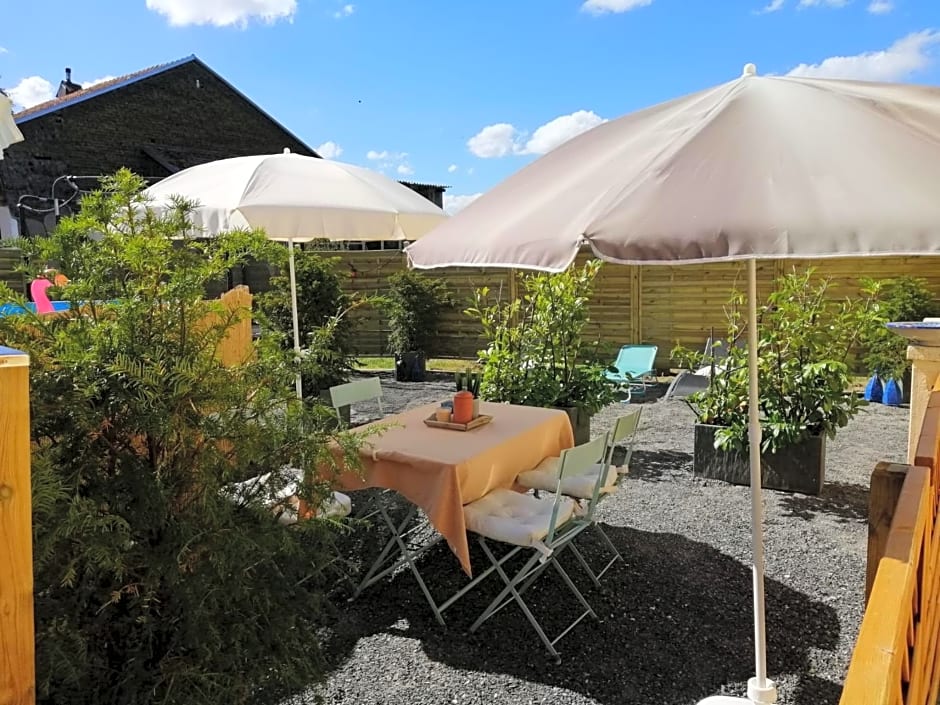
[787,30,940,81]
[759,0,786,12]
[467,123,519,158]
[468,110,606,159]
[8,75,54,110]
[521,110,606,154]
[366,148,412,175]
[145,0,296,27]
[86,75,116,87]
[366,149,406,161]
[797,0,849,6]
[867,0,893,13]
[316,141,343,159]
[333,3,354,18]
[447,163,458,173]
[443,193,482,215]
[581,0,653,14]
[0,47,8,54]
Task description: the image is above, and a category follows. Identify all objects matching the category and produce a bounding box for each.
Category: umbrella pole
[288,238,303,400]
[698,259,776,705]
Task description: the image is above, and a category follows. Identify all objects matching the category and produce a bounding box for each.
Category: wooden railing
[841,391,940,704]
[0,287,254,705]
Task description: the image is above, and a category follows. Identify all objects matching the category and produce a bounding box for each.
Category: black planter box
[394,351,426,382]
[561,407,592,446]
[693,423,826,495]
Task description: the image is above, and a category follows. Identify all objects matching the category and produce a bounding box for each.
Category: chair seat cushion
[226,468,351,522]
[517,457,620,498]
[325,491,352,518]
[463,488,576,547]
[226,467,302,505]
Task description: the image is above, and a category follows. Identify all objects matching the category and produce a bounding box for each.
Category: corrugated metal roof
[399,180,449,190]
[14,55,199,123]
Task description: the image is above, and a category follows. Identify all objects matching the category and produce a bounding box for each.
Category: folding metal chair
[461,433,611,661]
[517,408,642,585]
[330,378,450,622]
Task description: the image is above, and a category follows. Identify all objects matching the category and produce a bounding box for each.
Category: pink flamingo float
[29,270,69,314]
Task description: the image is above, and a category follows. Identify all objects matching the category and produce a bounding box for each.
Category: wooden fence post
[630,265,641,344]
[866,462,911,603]
[0,346,34,705]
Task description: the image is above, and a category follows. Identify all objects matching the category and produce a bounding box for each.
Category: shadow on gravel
[324,525,840,705]
[776,481,869,524]
[626,448,693,481]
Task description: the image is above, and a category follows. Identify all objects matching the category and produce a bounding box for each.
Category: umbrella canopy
[405,65,940,705]
[145,151,445,243]
[406,64,940,271]
[0,91,24,159]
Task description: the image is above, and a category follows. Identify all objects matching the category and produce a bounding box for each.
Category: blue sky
[3,0,940,212]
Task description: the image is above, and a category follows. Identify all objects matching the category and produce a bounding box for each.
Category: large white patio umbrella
[406,64,940,704]
[145,150,446,398]
[0,90,24,158]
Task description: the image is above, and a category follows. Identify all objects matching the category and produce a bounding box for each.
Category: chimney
[56,67,83,98]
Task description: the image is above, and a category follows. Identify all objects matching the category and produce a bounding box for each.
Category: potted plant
[465,259,617,444]
[860,276,937,406]
[383,271,454,382]
[674,269,872,495]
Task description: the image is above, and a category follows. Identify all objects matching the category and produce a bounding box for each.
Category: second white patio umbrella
[406,65,940,704]
[145,150,446,398]
[0,90,24,159]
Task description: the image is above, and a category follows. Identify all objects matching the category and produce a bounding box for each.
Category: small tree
[258,250,360,396]
[860,275,937,380]
[674,268,875,454]
[465,260,616,416]
[383,270,454,356]
[0,170,362,705]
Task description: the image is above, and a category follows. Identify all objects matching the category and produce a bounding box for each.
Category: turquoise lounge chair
[606,344,658,402]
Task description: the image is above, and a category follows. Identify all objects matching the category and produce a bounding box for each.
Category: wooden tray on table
[424,414,493,431]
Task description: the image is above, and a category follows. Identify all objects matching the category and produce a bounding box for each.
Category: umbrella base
[697,677,777,704]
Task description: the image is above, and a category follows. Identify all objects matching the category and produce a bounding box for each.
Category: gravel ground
[308,372,909,705]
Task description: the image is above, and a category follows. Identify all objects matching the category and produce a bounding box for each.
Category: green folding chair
[329,377,384,425]
[517,408,642,585]
[461,433,612,661]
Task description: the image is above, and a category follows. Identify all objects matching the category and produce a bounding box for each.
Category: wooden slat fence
[841,389,940,704]
[4,248,940,368]
[333,252,940,369]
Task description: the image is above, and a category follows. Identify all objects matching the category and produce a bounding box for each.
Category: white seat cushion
[226,468,351,522]
[463,488,576,547]
[517,457,620,499]
[324,491,352,519]
[225,467,302,505]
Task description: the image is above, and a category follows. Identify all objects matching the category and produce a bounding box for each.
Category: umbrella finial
[742,63,758,77]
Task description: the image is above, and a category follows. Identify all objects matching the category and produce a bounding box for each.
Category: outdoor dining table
[337,401,575,578]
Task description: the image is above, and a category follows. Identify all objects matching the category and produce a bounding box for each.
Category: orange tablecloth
[338,401,574,576]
